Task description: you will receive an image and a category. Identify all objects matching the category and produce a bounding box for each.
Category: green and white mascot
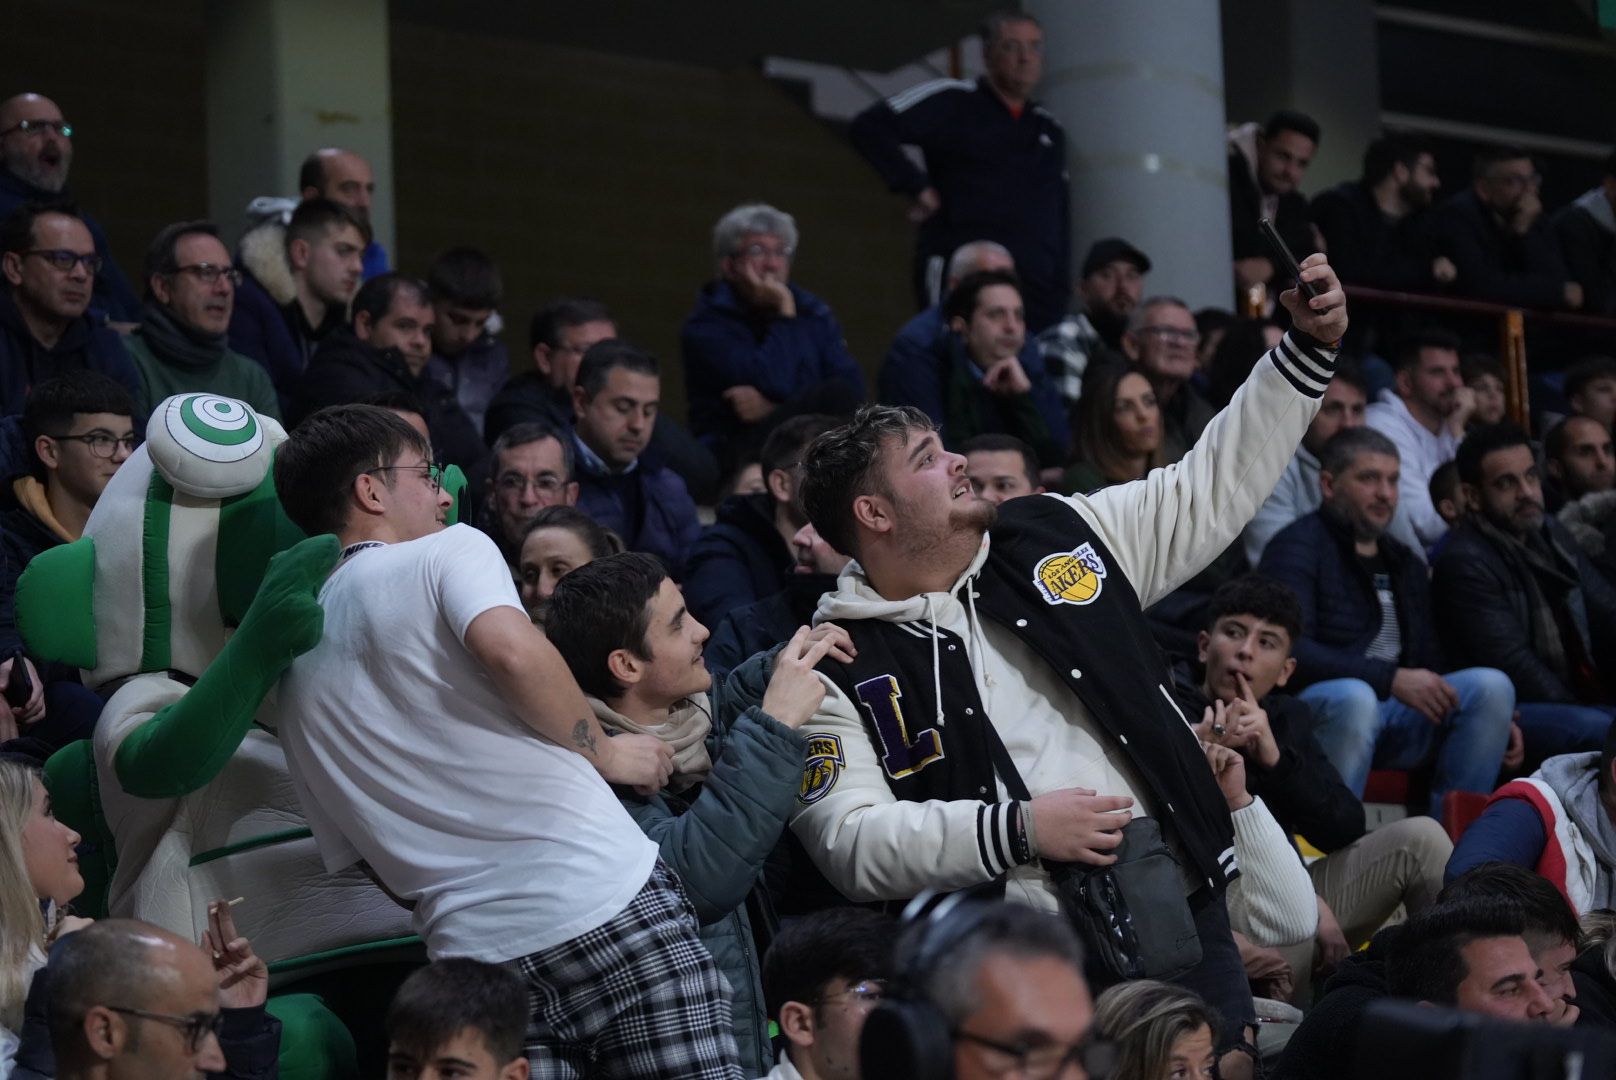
[18,394,426,1075]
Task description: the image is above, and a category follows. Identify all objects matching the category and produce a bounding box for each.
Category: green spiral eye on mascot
[17,394,468,1079]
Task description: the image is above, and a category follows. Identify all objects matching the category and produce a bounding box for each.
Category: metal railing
[1343,284,1616,433]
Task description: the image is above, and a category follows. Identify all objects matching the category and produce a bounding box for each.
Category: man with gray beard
[0,93,140,323]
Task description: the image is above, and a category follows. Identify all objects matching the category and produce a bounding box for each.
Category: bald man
[300,147,389,279]
[0,93,141,323]
[44,916,279,1080]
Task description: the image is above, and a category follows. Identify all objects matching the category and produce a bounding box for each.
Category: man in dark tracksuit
[793,254,1350,1076]
[848,13,1069,332]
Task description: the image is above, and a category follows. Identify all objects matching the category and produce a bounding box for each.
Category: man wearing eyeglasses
[0,93,141,324]
[859,902,1113,1080]
[480,420,578,571]
[45,917,279,1080]
[680,203,864,452]
[123,221,280,421]
[1120,297,1215,466]
[1430,145,1580,310]
[0,372,138,753]
[759,907,895,1080]
[0,200,140,420]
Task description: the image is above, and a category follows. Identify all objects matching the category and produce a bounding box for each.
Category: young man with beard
[546,551,849,1075]
[124,222,280,419]
[791,253,1349,1074]
[1227,111,1321,301]
[1366,329,1475,549]
[1311,134,1453,292]
[1259,427,1516,815]
[1432,424,1616,752]
[1036,237,1150,411]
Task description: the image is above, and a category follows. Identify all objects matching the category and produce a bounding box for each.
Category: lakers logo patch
[1033,542,1107,606]
[799,734,846,805]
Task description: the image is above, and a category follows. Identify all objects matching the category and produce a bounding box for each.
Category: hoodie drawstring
[925,593,945,728]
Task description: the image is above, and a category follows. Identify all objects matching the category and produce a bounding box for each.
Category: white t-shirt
[276,524,658,962]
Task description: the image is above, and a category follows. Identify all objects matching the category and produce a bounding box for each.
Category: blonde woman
[1093,980,1220,1080]
[0,757,89,1071]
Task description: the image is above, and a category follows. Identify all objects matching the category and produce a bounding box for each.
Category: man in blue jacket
[679,203,864,454]
[1260,426,1516,817]
[0,93,140,324]
[572,341,701,576]
[0,201,139,418]
[849,12,1069,331]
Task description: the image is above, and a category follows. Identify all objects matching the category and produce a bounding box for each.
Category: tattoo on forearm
[572,718,599,755]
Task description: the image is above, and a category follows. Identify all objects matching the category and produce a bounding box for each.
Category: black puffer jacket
[286,329,484,468]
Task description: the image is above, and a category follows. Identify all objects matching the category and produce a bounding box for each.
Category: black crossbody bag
[982,720,1203,981]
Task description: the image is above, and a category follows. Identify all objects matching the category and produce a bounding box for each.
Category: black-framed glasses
[23,249,101,274]
[2,119,72,138]
[366,463,443,493]
[170,263,242,287]
[105,1006,223,1053]
[953,1028,1118,1080]
[811,979,887,1007]
[48,431,140,458]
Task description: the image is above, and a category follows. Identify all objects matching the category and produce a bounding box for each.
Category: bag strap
[979,713,1033,803]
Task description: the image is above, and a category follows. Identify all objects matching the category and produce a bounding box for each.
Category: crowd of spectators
[5,7,1616,1079]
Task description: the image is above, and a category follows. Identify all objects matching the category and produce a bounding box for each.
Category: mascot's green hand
[114,534,341,800]
[233,533,341,661]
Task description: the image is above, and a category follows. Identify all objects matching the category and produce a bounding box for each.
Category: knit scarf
[588,693,713,794]
[137,302,225,369]
[1472,514,1579,683]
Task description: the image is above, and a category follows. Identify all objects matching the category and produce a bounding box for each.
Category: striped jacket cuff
[976,801,1021,876]
[1269,332,1337,399]
[1217,843,1240,882]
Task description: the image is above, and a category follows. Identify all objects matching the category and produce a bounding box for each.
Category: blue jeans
[1515,702,1616,763]
[1300,668,1515,818]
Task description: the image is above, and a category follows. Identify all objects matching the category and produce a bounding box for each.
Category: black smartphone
[1258,217,1321,299]
[4,651,31,710]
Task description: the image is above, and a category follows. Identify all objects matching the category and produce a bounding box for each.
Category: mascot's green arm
[114,534,340,799]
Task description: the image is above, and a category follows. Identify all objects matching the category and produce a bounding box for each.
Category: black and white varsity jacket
[789,331,1338,909]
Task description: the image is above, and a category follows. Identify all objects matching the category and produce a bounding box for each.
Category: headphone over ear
[858,889,1003,1080]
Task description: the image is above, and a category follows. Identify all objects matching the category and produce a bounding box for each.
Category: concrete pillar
[204,0,395,254]
[1026,0,1231,311]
